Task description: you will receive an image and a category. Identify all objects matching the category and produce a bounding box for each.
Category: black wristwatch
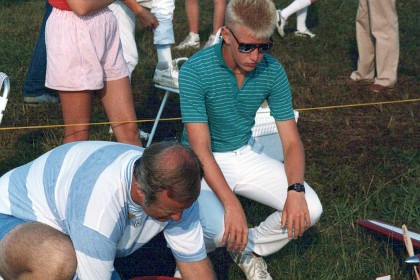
[287,183,305,193]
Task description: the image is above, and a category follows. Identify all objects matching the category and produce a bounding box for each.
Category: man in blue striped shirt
[179,0,323,279]
[0,141,216,280]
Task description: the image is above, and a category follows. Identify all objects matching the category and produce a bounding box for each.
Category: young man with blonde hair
[179,0,323,279]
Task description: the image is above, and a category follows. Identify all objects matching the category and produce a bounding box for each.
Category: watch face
[289,183,305,192]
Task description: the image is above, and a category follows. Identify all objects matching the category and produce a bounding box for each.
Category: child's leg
[212,0,226,35]
[150,0,175,46]
[101,77,142,146]
[280,0,311,20]
[295,7,316,37]
[296,7,308,32]
[59,91,93,143]
[175,0,200,49]
[150,0,182,88]
[185,0,200,35]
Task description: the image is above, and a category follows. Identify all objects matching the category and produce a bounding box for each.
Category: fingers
[224,226,248,252]
[284,211,310,239]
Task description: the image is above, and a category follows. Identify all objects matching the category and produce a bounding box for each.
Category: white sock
[156,44,172,63]
[296,7,308,32]
[281,0,311,20]
[189,32,200,41]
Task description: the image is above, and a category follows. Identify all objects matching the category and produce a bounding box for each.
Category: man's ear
[221,27,231,44]
[131,180,145,205]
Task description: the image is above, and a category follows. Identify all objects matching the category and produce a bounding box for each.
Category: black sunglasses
[229,29,274,53]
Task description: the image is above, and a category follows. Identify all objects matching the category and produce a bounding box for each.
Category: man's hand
[222,196,249,252]
[136,9,158,29]
[281,191,310,239]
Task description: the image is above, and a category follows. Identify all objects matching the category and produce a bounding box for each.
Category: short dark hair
[133,141,204,207]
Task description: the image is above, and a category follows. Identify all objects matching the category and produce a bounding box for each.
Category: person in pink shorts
[45,0,142,146]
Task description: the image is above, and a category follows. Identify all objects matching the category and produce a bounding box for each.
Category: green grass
[0,0,419,279]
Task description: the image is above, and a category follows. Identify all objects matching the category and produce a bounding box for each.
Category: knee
[309,198,323,226]
[39,234,77,279]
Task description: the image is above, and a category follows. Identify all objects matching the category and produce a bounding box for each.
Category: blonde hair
[225,0,277,39]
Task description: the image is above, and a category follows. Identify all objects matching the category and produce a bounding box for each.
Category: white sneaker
[276,10,287,37]
[203,34,216,48]
[294,29,316,38]
[230,252,273,280]
[175,32,200,50]
[173,266,182,278]
[109,127,149,141]
[153,59,180,88]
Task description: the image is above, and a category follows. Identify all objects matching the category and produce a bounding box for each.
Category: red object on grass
[357,220,420,250]
[130,277,181,280]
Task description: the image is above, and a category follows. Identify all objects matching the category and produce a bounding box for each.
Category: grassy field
[0,0,419,279]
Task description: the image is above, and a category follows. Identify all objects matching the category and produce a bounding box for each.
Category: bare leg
[59,90,93,143]
[101,77,142,146]
[0,222,77,280]
[185,0,199,34]
[212,0,226,35]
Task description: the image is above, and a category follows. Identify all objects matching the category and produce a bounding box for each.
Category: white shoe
[109,127,149,141]
[276,10,287,37]
[153,59,180,88]
[203,34,216,48]
[175,33,200,50]
[230,252,273,280]
[173,266,182,278]
[295,29,316,38]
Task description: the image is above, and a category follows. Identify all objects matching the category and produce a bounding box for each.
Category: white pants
[198,145,323,257]
[109,0,175,75]
[350,0,399,87]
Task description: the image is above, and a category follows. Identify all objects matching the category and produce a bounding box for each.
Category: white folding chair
[0,72,10,125]
[146,57,188,147]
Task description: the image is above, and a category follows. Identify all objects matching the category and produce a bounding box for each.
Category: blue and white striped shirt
[0,141,206,279]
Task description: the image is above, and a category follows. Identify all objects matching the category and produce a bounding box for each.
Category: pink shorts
[45,8,128,91]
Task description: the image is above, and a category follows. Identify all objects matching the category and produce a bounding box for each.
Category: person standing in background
[110,0,182,88]
[349,0,399,93]
[175,0,226,49]
[22,0,58,104]
[45,0,142,145]
[276,0,317,38]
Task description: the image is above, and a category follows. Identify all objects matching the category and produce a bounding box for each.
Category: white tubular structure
[0,72,11,125]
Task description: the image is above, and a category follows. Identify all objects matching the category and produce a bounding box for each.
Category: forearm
[283,138,305,185]
[276,120,306,185]
[120,0,146,16]
[177,258,216,280]
[66,0,115,16]
[186,124,237,206]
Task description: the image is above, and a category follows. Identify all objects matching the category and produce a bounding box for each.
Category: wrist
[287,183,305,193]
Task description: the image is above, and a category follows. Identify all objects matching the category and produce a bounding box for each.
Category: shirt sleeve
[163,202,207,262]
[266,61,295,121]
[179,60,209,123]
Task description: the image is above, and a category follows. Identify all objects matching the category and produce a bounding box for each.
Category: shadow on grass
[114,232,232,280]
[0,130,49,175]
[114,233,176,279]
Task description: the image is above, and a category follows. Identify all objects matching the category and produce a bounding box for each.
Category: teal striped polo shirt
[179,41,295,152]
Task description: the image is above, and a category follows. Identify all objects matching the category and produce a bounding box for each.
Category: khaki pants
[350,0,399,87]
